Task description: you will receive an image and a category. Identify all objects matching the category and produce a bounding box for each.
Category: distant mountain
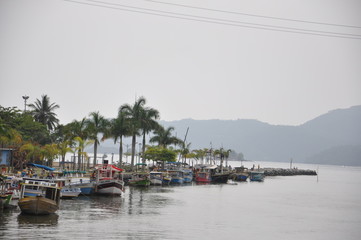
[94,105,361,166]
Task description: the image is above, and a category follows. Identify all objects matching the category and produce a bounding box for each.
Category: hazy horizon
[1,0,360,126]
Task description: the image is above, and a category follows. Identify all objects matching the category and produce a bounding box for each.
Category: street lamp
[22,95,29,112]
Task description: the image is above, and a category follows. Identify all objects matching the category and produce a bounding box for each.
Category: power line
[145,0,361,29]
[63,0,361,40]
[88,0,361,38]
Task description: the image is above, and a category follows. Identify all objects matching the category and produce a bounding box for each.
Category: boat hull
[211,173,230,183]
[60,187,81,199]
[71,182,94,195]
[195,172,211,183]
[170,177,184,184]
[233,173,249,182]
[250,171,265,182]
[129,179,151,187]
[95,179,124,195]
[18,196,58,215]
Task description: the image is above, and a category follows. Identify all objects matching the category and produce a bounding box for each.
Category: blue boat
[70,179,94,195]
[249,171,265,182]
[168,170,184,184]
[182,169,193,183]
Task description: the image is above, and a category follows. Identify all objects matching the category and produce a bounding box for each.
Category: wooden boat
[69,179,94,195]
[162,172,172,185]
[168,170,184,184]
[211,172,230,183]
[231,166,249,182]
[129,173,150,187]
[60,187,81,198]
[249,170,265,182]
[182,169,193,183]
[18,180,61,215]
[149,171,163,185]
[94,164,125,195]
[195,171,212,183]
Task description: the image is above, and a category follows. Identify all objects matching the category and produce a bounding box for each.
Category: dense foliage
[1,95,233,172]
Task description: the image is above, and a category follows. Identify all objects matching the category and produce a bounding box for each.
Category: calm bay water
[1,161,361,240]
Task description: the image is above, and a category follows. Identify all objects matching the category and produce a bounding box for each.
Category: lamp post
[22,95,29,112]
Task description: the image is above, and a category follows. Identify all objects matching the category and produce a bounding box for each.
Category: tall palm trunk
[142,132,147,170]
[118,137,123,167]
[93,142,98,167]
[78,152,81,170]
[131,135,136,169]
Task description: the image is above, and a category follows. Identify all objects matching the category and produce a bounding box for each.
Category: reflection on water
[1,163,361,240]
[17,213,59,226]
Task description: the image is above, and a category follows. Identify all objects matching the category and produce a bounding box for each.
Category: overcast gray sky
[1,0,360,126]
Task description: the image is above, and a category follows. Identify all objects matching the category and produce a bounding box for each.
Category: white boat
[60,187,81,198]
[149,171,163,185]
[94,164,125,196]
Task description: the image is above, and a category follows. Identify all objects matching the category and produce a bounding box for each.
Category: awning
[27,163,55,171]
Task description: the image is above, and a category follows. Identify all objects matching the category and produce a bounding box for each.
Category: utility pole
[22,95,29,112]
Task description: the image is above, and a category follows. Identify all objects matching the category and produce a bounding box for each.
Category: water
[1,161,361,240]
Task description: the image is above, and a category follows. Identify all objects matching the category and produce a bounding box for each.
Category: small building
[0,148,13,173]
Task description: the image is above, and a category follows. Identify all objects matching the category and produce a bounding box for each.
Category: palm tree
[149,125,183,148]
[28,95,60,131]
[66,118,89,169]
[42,143,59,167]
[180,142,191,164]
[139,107,160,165]
[57,140,73,169]
[105,109,131,167]
[73,136,93,170]
[20,142,42,164]
[119,97,146,169]
[87,111,108,167]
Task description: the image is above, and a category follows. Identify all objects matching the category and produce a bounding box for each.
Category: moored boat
[168,170,184,184]
[231,166,249,182]
[129,173,151,187]
[195,171,212,183]
[60,187,81,199]
[249,170,265,182]
[69,179,95,195]
[149,172,163,185]
[94,164,125,196]
[18,180,61,215]
[182,169,193,183]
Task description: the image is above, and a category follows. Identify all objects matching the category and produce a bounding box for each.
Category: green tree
[28,95,60,131]
[87,111,108,167]
[42,143,59,167]
[139,106,160,165]
[73,136,93,170]
[149,125,183,148]
[119,97,146,169]
[144,146,176,168]
[20,142,42,164]
[106,109,131,167]
[57,140,73,169]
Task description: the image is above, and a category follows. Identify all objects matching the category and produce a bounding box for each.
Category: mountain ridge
[94,105,361,166]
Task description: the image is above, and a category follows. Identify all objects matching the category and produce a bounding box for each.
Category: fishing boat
[60,187,81,199]
[69,179,95,195]
[149,171,163,185]
[249,170,265,182]
[195,171,212,183]
[129,173,151,187]
[231,166,249,182]
[18,180,61,215]
[94,164,125,195]
[211,172,230,183]
[183,169,193,183]
[168,170,184,184]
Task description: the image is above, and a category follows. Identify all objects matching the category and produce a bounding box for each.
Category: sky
[1,0,360,126]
